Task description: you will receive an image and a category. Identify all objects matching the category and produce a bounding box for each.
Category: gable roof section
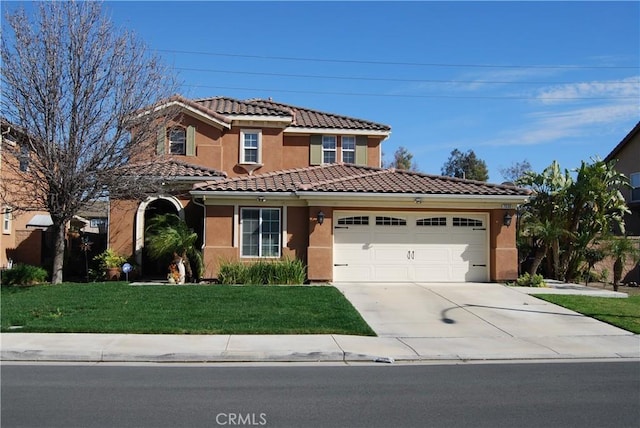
[192,164,530,197]
[122,159,226,180]
[194,97,391,133]
[605,121,640,162]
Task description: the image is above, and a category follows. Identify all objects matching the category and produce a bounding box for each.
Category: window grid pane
[337,216,369,225]
[322,136,336,164]
[376,216,407,226]
[169,128,186,155]
[241,208,280,258]
[417,217,447,226]
[452,217,482,227]
[241,131,261,163]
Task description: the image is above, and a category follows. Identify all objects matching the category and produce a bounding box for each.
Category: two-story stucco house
[109,95,530,283]
[605,121,640,236]
[0,118,54,269]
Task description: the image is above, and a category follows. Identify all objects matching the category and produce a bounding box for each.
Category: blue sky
[6,1,640,182]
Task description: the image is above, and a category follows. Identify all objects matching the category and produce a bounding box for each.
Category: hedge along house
[108,95,530,282]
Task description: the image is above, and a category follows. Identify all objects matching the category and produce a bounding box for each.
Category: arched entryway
[135,196,184,279]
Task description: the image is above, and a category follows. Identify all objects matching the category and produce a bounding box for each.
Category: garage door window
[453,217,483,227]
[337,216,369,225]
[376,216,407,226]
[241,208,281,258]
[416,217,446,226]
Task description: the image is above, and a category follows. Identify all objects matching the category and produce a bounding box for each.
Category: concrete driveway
[333,282,632,339]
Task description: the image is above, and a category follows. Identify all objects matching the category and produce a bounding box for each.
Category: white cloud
[479,101,639,148]
[536,76,639,104]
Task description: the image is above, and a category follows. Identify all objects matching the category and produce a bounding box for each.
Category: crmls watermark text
[215,413,267,426]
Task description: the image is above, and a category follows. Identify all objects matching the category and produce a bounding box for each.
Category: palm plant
[603,236,640,291]
[144,214,204,281]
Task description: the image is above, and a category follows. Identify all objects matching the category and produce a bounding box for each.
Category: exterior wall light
[503,211,513,227]
[317,210,325,225]
[414,197,422,204]
[256,196,266,202]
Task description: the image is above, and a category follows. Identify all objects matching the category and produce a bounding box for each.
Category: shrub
[514,272,546,288]
[217,260,247,285]
[93,248,127,270]
[1,264,49,286]
[218,258,307,285]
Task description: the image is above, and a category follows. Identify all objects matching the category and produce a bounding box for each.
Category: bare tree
[499,160,532,184]
[1,1,178,283]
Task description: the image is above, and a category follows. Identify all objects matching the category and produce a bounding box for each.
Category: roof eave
[296,191,530,203]
[284,127,391,137]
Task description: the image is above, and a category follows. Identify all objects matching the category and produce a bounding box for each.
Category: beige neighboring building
[605,121,640,236]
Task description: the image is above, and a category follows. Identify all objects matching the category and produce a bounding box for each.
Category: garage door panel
[414,247,450,262]
[334,231,370,245]
[372,231,408,244]
[333,212,488,283]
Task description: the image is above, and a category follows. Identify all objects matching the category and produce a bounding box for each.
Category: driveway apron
[333,282,632,339]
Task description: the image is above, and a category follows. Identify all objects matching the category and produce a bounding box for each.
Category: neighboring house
[0,118,53,269]
[108,95,530,282]
[605,121,640,236]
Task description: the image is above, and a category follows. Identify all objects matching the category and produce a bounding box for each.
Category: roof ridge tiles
[299,165,392,190]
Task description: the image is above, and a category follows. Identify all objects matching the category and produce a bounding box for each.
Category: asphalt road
[2,361,639,428]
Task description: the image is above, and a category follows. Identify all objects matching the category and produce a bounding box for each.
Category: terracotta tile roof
[193,164,531,196]
[193,97,391,132]
[123,159,226,179]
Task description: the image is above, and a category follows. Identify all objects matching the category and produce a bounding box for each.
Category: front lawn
[1,282,375,336]
[535,295,640,334]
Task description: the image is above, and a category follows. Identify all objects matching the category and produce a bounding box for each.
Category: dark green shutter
[355,136,368,165]
[156,127,166,155]
[186,125,196,156]
[310,135,322,165]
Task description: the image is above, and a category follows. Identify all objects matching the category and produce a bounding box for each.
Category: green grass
[535,295,640,334]
[0,282,375,336]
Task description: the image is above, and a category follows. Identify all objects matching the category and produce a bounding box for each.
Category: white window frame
[2,206,12,234]
[169,127,186,155]
[341,136,355,164]
[322,135,337,164]
[631,172,640,202]
[240,129,262,164]
[240,207,281,258]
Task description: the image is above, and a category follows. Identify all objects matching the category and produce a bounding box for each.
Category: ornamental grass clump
[218,258,306,285]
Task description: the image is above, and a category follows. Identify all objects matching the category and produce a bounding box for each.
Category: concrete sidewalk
[1,282,639,364]
[2,331,639,363]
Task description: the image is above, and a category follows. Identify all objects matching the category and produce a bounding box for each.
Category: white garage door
[333,212,488,282]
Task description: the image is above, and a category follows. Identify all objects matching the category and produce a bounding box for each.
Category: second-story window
[2,206,11,235]
[169,127,186,155]
[19,145,30,172]
[631,172,640,202]
[342,136,355,164]
[240,129,262,164]
[322,136,336,164]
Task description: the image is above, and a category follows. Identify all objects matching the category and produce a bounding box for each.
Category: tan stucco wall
[307,206,333,282]
[489,209,518,281]
[109,199,139,258]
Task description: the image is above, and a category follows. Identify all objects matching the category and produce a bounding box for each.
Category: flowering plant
[167,263,180,283]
